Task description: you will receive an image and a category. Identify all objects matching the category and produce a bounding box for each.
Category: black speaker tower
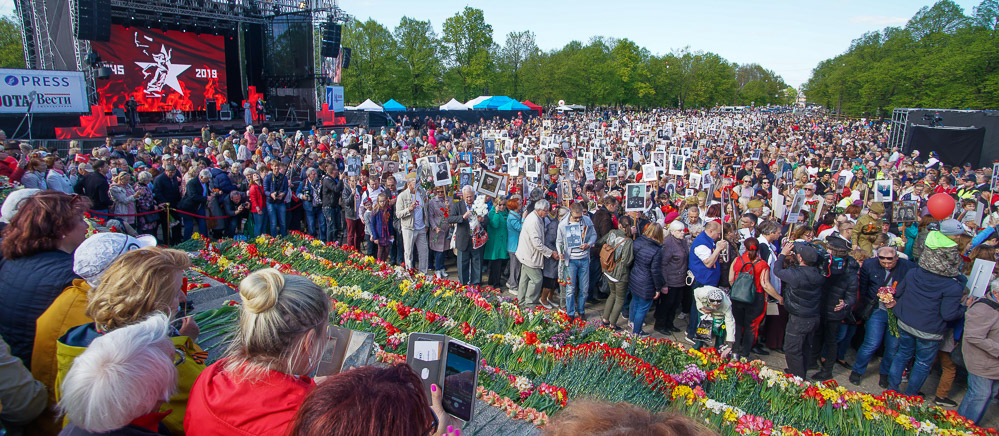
[76,0,111,41]
[321,22,342,58]
[341,48,352,69]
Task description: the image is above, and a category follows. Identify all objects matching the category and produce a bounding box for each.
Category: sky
[0,0,984,88]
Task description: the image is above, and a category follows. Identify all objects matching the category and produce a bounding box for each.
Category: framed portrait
[625,183,648,212]
[484,139,496,155]
[475,170,504,197]
[688,172,702,190]
[893,200,919,223]
[346,156,362,176]
[642,163,658,182]
[458,169,473,189]
[433,161,452,187]
[668,154,685,176]
[524,156,539,177]
[874,179,893,202]
[607,161,619,176]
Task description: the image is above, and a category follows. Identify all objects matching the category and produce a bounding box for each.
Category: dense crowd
[0,107,997,435]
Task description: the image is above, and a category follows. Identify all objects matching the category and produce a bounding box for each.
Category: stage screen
[91,25,227,112]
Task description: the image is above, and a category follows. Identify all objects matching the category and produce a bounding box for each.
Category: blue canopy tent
[473,96,518,109]
[382,99,407,111]
[497,101,530,111]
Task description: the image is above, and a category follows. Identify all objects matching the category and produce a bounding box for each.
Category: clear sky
[0,0,984,88]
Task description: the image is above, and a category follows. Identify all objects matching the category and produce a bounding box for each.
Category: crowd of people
[0,106,998,434]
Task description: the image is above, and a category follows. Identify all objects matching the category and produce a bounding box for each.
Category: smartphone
[441,339,479,422]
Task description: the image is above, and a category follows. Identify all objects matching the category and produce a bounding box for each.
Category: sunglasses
[878,256,897,261]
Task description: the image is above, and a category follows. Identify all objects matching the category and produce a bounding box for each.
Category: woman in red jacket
[185,268,331,436]
[247,172,267,237]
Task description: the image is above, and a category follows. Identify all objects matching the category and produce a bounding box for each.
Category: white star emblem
[135,48,190,95]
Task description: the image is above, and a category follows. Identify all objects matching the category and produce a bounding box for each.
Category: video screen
[91,25,227,112]
[442,342,476,421]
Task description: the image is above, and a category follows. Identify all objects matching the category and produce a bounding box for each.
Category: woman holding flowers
[370,193,394,262]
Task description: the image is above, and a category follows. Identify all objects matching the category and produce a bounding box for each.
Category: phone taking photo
[442,339,479,422]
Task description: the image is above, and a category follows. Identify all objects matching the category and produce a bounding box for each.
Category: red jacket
[184,359,315,436]
[248,185,265,214]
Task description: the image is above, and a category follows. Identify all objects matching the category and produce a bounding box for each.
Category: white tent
[354,99,383,112]
[555,105,575,111]
[439,98,468,111]
[464,95,491,109]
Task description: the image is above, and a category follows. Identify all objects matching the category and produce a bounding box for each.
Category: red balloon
[927,193,955,220]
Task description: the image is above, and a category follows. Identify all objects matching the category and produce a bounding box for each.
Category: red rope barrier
[88,201,303,220]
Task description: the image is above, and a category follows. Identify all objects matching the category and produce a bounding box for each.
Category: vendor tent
[465,96,491,109]
[382,99,406,111]
[555,105,574,111]
[497,100,530,111]
[440,98,468,110]
[473,96,519,110]
[354,99,383,112]
[522,100,542,116]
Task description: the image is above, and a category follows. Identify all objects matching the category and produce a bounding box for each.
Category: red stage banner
[91,25,227,112]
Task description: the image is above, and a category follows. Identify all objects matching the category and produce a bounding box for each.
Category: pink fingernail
[447,425,454,432]
[431,384,437,392]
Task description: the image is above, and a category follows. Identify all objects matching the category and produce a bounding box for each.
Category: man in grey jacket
[516,199,559,307]
[395,174,430,273]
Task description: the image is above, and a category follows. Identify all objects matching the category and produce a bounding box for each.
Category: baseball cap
[0,188,40,223]
[73,233,157,286]
[793,242,819,266]
[939,219,969,236]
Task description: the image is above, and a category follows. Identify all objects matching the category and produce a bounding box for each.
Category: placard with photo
[893,200,919,223]
[607,161,619,176]
[524,156,539,177]
[346,156,362,176]
[874,179,893,202]
[475,170,504,197]
[458,168,473,189]
[688,172,702,190]
[484,139,496,155]
[433,161,452,187]
[668,154,685,176]
[625,183,648,212]
[642,163,658,182]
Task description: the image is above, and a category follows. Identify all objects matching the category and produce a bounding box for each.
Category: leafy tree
[498,30,537,99]
[0,16,25,69]
[340,19,401,104]
[393,17,441,107]
[441,7,494,100]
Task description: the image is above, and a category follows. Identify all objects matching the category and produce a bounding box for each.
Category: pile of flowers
[175,232,996,436]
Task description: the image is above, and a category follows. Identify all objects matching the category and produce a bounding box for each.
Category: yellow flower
[723,408,738,422]
[191,232,201,240]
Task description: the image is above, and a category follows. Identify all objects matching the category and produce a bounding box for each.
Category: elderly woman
[45,156,73,194]
[110,172,140,228]
[58,313,178,436]
[186,269,331,436]
[179,169,213,239]
[657,220,690,334]
[56,247,198,434]
[0,191,89,368]
[134,171,159,235]
[427,187,450,279]
[484,198,509,289]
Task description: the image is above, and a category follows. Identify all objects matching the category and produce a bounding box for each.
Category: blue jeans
[303,203,324,238]
[565,258,590,316]
[456,246,482,285]
[252,212,268,237]
[889,329,941,395]
[182,207,206,239]
[267,202,287,236]
[836,324,857,361]
[851,309,899,376]
[629,296,655,334]
[323,206,341,242]
[432,250,445,271]
[957,372,999,425]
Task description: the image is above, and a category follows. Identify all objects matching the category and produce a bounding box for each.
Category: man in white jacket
[516,199,559,307]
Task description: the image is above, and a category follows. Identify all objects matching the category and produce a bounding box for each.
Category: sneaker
[628,321,634,331]
[683,335,695,345]
[849,371,862,386]
[934,397,957,408]
[541,300,553,309]
[635,330,650,337]
[879,374,889,389]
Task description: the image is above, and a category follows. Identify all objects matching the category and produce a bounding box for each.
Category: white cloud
[849,15,908,27]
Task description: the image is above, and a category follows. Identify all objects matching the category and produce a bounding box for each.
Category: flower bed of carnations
[176,232,994,436]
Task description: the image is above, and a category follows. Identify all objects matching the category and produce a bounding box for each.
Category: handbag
[694,318,714,342]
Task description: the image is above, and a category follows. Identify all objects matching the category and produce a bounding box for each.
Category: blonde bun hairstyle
[224,268,330,381]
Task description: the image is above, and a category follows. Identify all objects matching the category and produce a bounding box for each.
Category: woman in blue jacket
[506,198,524,291]
[628,223,666,336]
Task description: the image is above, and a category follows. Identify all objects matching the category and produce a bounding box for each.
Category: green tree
[393,17,441,107]
[498,30,537,99]
[441,7,494,100]
[0,16,25,69]
[340,19,401,104]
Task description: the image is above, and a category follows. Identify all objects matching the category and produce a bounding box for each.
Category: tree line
[341,6,794,109]
[803,0,999,117]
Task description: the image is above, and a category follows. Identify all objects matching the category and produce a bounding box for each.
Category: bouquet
[878,283,900,337]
